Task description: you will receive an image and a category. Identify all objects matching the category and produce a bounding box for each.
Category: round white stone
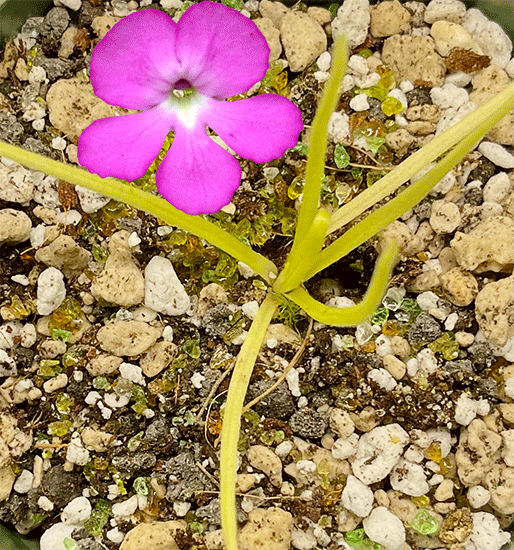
[363,507,406,550]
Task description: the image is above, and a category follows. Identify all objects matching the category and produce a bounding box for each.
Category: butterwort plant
[2,2,514,550]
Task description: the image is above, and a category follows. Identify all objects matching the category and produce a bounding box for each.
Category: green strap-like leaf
[327,80,514,235]
[286,240,399,326]
[0,140,277,284]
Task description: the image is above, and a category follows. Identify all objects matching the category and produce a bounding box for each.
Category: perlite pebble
[37,267,66,315]
[61,496,91,524]
[13,469,33,493]
[350,93,369,111]
[390,458,429,496]
[341,475,374,517]
[478,142,514,168]
[368,368,397,391]
[467,485,491,508]
[352,424,409,484]
[145,255,190,315]
[317,51,331,71]
[40,523,76,550]
[483,172,511,203]
[331,0,370,49]
[467,512,510,550]
[363,506,406,550]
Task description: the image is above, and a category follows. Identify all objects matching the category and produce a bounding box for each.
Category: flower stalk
[219,294,279,550]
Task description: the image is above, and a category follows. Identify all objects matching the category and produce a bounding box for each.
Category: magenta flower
[77,1,303,215]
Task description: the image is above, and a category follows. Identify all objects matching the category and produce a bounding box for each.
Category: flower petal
[204,95,303,163]
[90,10,180,110]
[156,125,241,215]
[78,106,173,181]
[176,1,270,98]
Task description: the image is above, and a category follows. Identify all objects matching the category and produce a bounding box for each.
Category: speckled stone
[332,0,370,49]
[47,77,131,141]
[470,66,514,146]
[451,215,514,272]
[120,520,187,550]
[289,408,328,439]
[254,17,282,63]
[370,0,410,38]
[382,35,446,87]
[92,249,145,308]
[239,507,293,550]
[440,267,479,307]
[280,11,327,72]
[97,320,161,357]
[475,273,514,347]
[0,209,32,245]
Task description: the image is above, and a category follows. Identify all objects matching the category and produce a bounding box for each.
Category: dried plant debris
[1,0,514,549]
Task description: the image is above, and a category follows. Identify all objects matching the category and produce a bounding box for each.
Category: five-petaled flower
[77,1,303,215]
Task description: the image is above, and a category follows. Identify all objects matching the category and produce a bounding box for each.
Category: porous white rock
[483,172,511,204]
[455,393,480,425]
[0,209,32,245]
[368,368,397,391]
[430,83,469,109]
[75,186,110,213]
[112,495,138,519]
[390,458,429,497]
[363,506,406,550]
[66,433,90,466]
[424,0,466,24]
[350,93,369,111]
[328,111,351,142]
[145,255,190,315]
[61,496,92,524]
[119,363,144,385]
[463,8,512,68]
[467,485,491,508]
[317,51,331,71]
[351,424,409,484]
[467,512,510,550]
[37,267,66,315]
[341,475,373,517]
[13,469,33,493]
[40,523,76,550]
[332,0,370,49]
[478,142,514,168]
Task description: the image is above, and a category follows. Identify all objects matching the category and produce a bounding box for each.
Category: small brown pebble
[445,47,490,72]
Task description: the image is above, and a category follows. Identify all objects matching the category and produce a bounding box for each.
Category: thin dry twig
[242,316,313,414]
[195,461,220,487]
[196,360,235,422]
